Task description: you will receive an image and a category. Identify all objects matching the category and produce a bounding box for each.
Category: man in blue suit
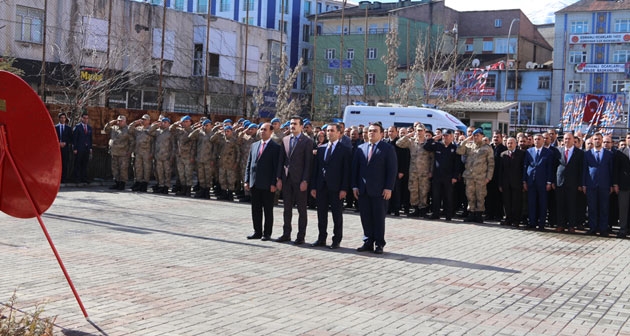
[55,113,73,183]
[352,122,397,254]
[583,132,614,237]
[72,112,93,183]
[523,134,554,230]
[310,123,352,249]
[244,123,281,241]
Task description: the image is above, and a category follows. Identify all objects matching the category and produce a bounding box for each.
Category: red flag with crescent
[583,94,603,123]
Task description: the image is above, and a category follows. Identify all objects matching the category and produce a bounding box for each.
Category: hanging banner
[569,33,630,44]
[575,63,625,73]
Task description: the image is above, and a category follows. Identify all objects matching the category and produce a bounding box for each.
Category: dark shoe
[311,240,326,247]
[109,181,119,190]
[247,233,262,239]
[329,243,340,249]
[429,213,440,220]
[586,230,597,236]
[445,217,452,222]
[130,182,141,191]
[408,207,421,217]
[261,236,271,241]
[475,212,484,223]
[568,227,576,233]
[117,181,126,190]
[161,186,170,194]
[600,232,610,238]
[357,243,374,252]
[140,182,148,192]
[556,227,564,233]
[374,246,384,254]
[293,238,305,245]
[392,211,400,217]
[274,235,291,243]
[616,233,626,239]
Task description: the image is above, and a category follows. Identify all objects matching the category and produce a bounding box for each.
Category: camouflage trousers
[134,152,152,182]
[155,159,172,187]
[465,178,487,212]
[111,155,130,182]
[218,166,238,190]
[409,173,430,208]
[197,161,216,188]
[176,156,194,186]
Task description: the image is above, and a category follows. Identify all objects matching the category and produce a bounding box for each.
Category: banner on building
[569,33,630,44]
[575,63,626,73]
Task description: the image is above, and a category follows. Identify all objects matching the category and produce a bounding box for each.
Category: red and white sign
[570,33,630,44]
[575,63,626,73]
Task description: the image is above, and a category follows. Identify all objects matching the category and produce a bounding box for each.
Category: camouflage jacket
[104,123,134,157]
[455,139,494,180]
[396,136,434,177]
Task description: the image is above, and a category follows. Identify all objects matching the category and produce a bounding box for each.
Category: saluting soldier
[104,115,134,190]
[150,117,173,194]
[211,125,241,201]
[128,114,153,192]
[396,124,434,217]
[188,119,216,199]
[170,116,196,196]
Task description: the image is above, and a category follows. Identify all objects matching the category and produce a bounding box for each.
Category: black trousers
[359,194,388,247]
[282,180,308,239]
[502,183,522,224]
[315,183,344,244]
[432,177,454,219]
[251,187,274,237]
[556,185,578,229]
[73,151,90,182]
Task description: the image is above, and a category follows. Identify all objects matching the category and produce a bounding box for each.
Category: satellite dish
[526,61,534,69]
[533,62,539,69]
[471,59,480,67]
[507,61,515,69]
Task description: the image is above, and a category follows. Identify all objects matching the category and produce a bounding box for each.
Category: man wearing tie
[523,134,554,231]
[499,137,525,227]
[352,122,397,254]
[244,123,281,241]
[275,116,313,245]
[72,112,93,183]
[554,132,584,233]
[583,132,614,237]
[55,113,73,183]
[310,123,352,249]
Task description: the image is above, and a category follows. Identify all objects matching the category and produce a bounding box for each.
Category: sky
[375,0,582,24]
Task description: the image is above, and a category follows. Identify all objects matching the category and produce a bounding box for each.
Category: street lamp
[504,18,520,102]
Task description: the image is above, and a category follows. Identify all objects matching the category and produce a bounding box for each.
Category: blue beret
[181,115,192,122]
[472,128,483,135]
[243,121,251,127]
[303,118,310,123]
[202,119,211,126]
[223,119,233,124]
[271,118,281,123]
[224,125,233,131]
[161,117,171,123]
[304,121,312,126]
[282,121,290,128]
[247,124,258,129]
[322,124,328,130]
[238,118,245,123]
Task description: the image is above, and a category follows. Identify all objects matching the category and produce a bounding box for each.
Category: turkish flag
[583,94,603,123]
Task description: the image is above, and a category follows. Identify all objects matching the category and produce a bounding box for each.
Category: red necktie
[368,143,374,162]
[84,124,87,134]
[565,149,569,162]
[258,141,265,159]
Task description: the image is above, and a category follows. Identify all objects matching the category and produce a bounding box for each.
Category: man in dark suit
[384,126,410,216]
[352,122,397,254]
[72,112,93,183]
[614,133,630,238]
[523,134,554,230]
[310,123,352,249]
[583,132,614,237]
[55,113,73,183]
[554,132,584,233]
[499,137,525,227]
[244,123,281,241]
[486,131,507,221]
[423,129,460,221]
[275,116,313,245]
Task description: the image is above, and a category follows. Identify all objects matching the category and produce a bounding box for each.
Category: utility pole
[337,0,347,117]
[39,0,48,101]
[157,2,167,111]
[504,18,519,102]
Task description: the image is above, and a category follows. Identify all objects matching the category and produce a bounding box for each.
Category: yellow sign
[80,69,103,82]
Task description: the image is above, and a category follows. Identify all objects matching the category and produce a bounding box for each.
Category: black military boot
[140,182,148,192]
[475,211,484,224]
[130,182,140,191]
[226,190,234,201]
[408,206,421,217]
[162,186,170,194]
[118,181,126,190]
[194,187,205,198]
[109,181,119,190]
[465,211,476,222]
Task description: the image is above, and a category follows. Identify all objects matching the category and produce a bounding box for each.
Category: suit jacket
[385,137,410,177]
[423,139,460,180]
[73,122,93,153]
[499,148,525,189]
[56,123,73,148]
[352,141,397,197]
[614,147,630,191]
[583,148,613,188]
[339,135,353,149]
[556,146,584,188]
[310,141,351,192]
[245,139,281,190]
[278,133,313,184]
[491,143,508,181]
[523,146,554,186]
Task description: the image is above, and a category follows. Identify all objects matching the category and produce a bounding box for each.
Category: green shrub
[0,292,55,336]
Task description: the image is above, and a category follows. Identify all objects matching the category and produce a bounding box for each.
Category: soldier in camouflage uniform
[170,116,196,196]
[456,128,495,223]
[210,125,241,201]
[150,117,173,194]
[188,119,216,199]
[104,115,134,190]
[128,114,153,192]
[396,125,434,217]
[271,117,284,144]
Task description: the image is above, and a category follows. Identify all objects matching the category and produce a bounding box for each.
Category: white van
[342,103,467,132]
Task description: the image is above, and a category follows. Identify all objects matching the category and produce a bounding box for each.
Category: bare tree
[274,52,304,121]
[382,28,400,103]
[0,57,25,76]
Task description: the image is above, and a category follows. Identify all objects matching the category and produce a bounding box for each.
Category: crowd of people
[56,112,629,254]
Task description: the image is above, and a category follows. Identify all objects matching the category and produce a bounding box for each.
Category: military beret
[243,121,251,127]
[223,118,233,124]
[472,128,483,135]
[271,118,281,123]
[202,119,212,126]
[161,117,171,123]
[224,125,233,131]
[238,118,245,123]
[304,121,312,126]
[247,124,258,129]
[322,124,328,130]
[181,115,192,122]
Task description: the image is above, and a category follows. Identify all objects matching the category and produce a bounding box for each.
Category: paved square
[1,187,630,335]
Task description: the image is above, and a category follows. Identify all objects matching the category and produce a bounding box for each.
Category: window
[243,0,254,11]
[302,25,310,42]
[520,102,549,125]
[383,23,389,33]
[346,48,354,60]
[357,27,363,34]
[197,0,208,13]
[325,48,335,60]
[465,44,474,52]
[482,41,493,52]
[301,48,309,65]
[278,20,288,33]
[208,53,220,77]
[538,76,550,89]
[304,1,311,17]
[369,24,378,34]
[324,73,334,85]
[485,74,496,88]
[317,2,322,13]
[82,17,108,52]
[616,19,630,32]
[142,91,159,110]
[366,73,376,86]
[569,51,587,64]
[571,21,588,34]
[507,74,521,89]
[345,74,353,84]
[367,48,377,59]
[494,19,502,28]
[152,28,175,61]
[613,50,630,63]
[568,80,585,93]
[279,0,289,14]
[193,44,204,76]
[173,0,184,10]
[220,0,230,11]
[300,73,309,90]
[15,5,44,43]
[612,80,630,93]
[242,17,254,25]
